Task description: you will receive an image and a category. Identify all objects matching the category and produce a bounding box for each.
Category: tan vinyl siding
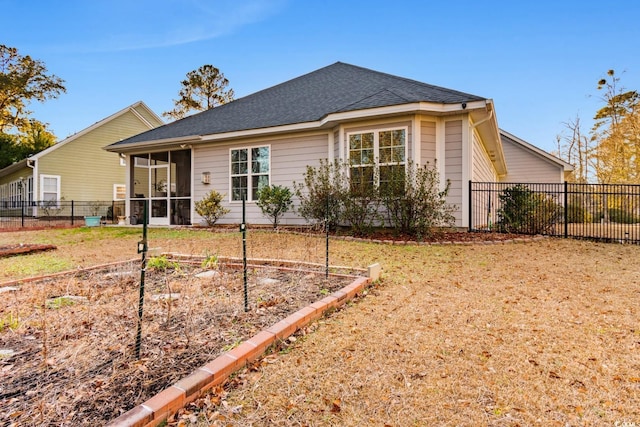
[445,120,463,225]
[420,120,436,165]
[501,137,563,183]
[133,106,164,128]
[472,132,497,182]
[38,111,154,201]
[193,132,329,225]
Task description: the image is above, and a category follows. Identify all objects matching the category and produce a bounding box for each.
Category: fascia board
[104,135,203,153]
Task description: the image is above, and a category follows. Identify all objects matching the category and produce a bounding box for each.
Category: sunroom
[129,149,191,225]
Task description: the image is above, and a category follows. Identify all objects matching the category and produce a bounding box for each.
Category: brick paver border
[106,275,373,427]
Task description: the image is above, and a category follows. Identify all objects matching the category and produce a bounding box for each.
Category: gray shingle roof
[109,62,486,148]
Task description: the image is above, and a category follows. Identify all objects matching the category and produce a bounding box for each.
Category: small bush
[294,159,346,231]
[608,208,640,224]
[147,255,180,271]
[498,184,562,234]
[195,190,230,226]
[256,185,293,229]
[566,203,592,223]
[380,160,455,239]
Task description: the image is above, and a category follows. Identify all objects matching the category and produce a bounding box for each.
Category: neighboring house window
[230,146,270,201]
[40,175,60,204]
[348,128,406,192]
[114,184,126,200]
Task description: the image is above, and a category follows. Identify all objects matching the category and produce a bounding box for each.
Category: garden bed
[0,258,360,426]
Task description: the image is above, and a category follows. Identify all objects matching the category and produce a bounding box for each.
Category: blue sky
[2,0,639,155]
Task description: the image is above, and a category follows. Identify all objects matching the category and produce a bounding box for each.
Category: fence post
[468,180,473,232]
[564,181,568,239]
[71,200,75,226]
[21,200,24,228]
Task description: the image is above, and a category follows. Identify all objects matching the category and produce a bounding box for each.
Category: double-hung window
[230,146,270,201]
[40,175,60,206]
[348,128,406,192]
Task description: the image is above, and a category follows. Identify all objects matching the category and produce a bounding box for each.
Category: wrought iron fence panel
[470,181,640,244]
[0,200,125,230]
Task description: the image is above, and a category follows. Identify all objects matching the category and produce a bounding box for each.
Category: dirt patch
[0,258,360,425]
[0,244,56,258]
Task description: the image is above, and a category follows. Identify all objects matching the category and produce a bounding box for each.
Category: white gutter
[470,107,494,129]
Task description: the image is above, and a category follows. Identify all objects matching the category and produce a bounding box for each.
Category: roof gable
[32,101,162,160]
[500,130,573,171]
[110,62,486,148]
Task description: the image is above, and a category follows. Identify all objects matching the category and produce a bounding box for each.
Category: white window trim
[229,145,271,203]
[346,126,408,186]
[40,174,61,205]
[113,184,126,200]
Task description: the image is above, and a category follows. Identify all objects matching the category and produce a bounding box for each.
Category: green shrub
[294,159,346,231]
[566,203,592,223]
[380,160,455,239]
[497,184,562,234]
[195,190,230,226]
[608,208,640,224]
[147,255,180,271]
[256,185,293,229]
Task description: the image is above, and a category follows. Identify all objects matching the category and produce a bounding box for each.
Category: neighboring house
[0,101,163,216]
[106,62,570,228]
[500,130,572,183]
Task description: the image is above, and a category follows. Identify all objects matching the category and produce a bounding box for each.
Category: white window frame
[347,126,408,188]
[40,174,60,203]
[229,145,271,202]
[113,184,126,200]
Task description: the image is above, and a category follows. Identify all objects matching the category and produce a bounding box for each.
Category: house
[0,101,163,216]
[499,129,572,183]
[105,62,571,228]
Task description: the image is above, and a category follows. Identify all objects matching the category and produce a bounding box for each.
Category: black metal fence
[0,200,126,230]
[470,181,640,243]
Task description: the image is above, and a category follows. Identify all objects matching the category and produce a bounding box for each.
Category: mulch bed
[0,244,56,258]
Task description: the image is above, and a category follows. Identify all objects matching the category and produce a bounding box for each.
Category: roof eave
[104,135,203,153]
[0,159,29,179]
[109,101,489,151]
[472,100,508,176]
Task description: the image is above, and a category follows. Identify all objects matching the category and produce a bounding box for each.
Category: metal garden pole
[326,194,329,279]
[71,200,74,226]
[134,200,148,359]
[241,194,248,312]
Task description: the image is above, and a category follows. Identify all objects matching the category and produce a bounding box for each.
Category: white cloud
[50,0,288,53]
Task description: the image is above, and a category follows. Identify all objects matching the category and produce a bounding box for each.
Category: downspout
[26,158,36,216]
[470,107,494,130]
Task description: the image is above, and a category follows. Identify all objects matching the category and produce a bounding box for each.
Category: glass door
[150,153,169,225]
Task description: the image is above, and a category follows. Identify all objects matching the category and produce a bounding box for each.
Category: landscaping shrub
[296,159,454,238]
[294,159,346,231]
[566,202,592,223]
[194,190,230,226]
[380,160,455,238]
[608,207,640,224]
[256,185,293,229]
[498,184,562,234]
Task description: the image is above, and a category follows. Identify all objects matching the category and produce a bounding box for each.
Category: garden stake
[134,200,148,359]
[326,194,329,279]
[241,194,248,312]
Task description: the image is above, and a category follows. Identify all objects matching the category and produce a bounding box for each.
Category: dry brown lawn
[1,228,639,426]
